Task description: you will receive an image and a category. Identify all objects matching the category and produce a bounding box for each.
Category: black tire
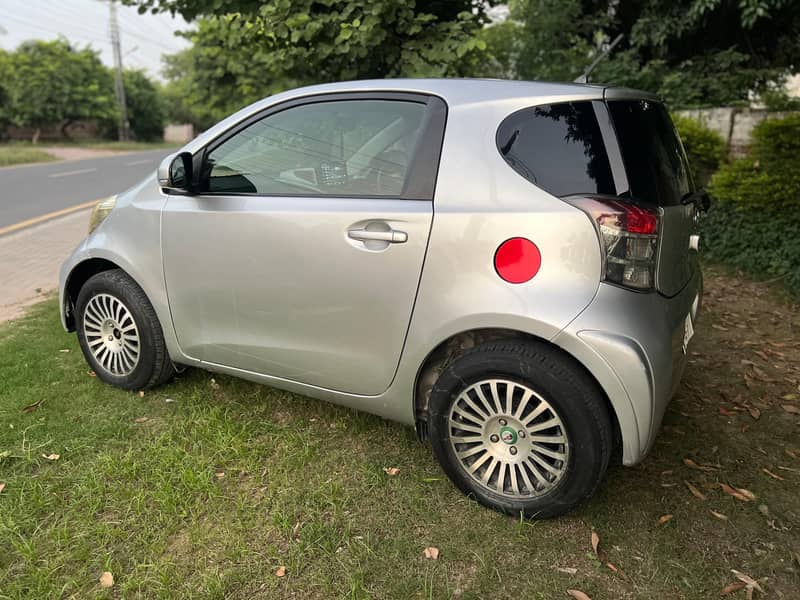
[75,269,175,391]
[428,340,612,519]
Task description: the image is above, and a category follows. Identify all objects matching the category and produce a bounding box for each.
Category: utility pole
[109,0,129,141]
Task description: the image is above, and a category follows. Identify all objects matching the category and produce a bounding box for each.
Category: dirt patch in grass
[0,266,798,598]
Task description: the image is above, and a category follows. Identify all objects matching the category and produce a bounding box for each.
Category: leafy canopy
[501,0,800,107]
[130,0,494,128]
[6,39,116,132]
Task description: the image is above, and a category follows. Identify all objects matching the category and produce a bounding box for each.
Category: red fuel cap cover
[494,237,541,284]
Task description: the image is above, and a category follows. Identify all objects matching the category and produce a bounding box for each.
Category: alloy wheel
[448,378,570,498]
[82,293,140,376]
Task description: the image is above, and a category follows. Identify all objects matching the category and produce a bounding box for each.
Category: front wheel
[428,340,613,519]
[76,269,175,390]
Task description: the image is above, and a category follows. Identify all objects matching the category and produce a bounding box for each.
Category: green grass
[1,268,799,598]
[74,140,179,152]
[0,146,57,167]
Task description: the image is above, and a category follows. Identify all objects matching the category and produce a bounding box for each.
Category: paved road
[0,149,173,230]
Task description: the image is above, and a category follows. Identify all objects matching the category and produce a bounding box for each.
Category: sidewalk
[0,209,90,322]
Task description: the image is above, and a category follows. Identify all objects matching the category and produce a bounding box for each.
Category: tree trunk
[60,119,74,141]
[31,128,40,145]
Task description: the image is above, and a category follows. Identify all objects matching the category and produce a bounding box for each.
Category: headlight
[88,195,117,233]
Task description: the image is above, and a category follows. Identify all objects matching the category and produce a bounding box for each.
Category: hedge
[701,113,800,296]
[672,115,726,188]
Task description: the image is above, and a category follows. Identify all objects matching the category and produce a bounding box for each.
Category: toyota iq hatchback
[59,79,703,518]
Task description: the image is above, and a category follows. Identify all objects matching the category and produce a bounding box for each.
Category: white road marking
[48,167,97,178]
[125,158,153,166]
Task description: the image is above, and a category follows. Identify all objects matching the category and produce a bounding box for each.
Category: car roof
[183,78,658,155]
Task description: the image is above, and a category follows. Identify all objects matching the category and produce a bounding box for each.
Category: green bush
[700,203,800,295]
[702,113,800,296]
[672,115,726,187]
[750,113,800,167]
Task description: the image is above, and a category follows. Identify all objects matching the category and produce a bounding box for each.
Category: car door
[161,93,446,395]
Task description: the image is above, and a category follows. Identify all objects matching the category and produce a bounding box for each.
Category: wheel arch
[412,327,622,461]
[63,258,123,331]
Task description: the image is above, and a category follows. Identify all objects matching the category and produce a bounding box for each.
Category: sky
[0,0,190,79]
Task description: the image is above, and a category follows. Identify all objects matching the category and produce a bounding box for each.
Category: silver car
[59,79,703,518]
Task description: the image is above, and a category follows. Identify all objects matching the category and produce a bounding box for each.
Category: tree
[131,0,494,126]
[7,39,116,142]
[0,49,11,139]
[500,0,800,107]
[122,69,166,140]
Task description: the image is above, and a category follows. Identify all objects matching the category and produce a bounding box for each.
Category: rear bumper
[554,260,702,465]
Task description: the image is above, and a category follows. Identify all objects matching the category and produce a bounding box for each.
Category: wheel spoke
[449,419,483,435]
[473,385,495,417]
[467,451,493,475]
[452,404,484,427]
[459,392,490,420]
[528,452,561,476]
[530,443,567,461]
[480,457,498,485]
[456,445,486,460]
[528,417,559,433]
[496,462,507,494]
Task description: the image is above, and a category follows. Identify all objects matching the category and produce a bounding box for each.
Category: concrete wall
[676,108,795,156]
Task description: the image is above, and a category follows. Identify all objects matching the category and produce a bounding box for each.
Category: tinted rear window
[496,101,615,197]
[608,100,692,205]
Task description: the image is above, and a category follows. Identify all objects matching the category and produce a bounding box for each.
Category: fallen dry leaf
[87,371,96,377]
[138,391,145,398]
[21,399,45,414]
[99,571,114,588]
[41,453,60,461]
[720,483,756,502]
[683,458,717,472]
[423,546,439,560]
[591,531,600,555]
[215,472,225,479]
[710,510,729,521]
[557,567,578,575]
[762,468,785,481]
[786,448,800,460]
[567,590,592,600]
[0,482,5,494]
[747,406,761,420]
[383,467,400,476]
[275,565,286,577]
[719,406,734,417]
[685,480,706,500]
[782,393,798,401]
[658,514,673,526]
[134,416,149,423]
[781,404,800,415]
[720,582,746,595]
[731,569,764,594]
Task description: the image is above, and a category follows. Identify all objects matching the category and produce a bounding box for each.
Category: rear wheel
[76,269,175,390]
[428,340,612,519]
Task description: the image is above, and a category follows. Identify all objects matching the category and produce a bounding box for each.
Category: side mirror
[157,152,194,193]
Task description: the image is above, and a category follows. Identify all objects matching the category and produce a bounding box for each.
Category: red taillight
[494,237,541,284]
[566,196,660,291]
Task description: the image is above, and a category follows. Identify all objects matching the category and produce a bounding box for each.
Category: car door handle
[347,229,408,243]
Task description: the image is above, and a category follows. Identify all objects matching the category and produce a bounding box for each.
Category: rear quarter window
[496,101,616,197]
[607,100,692,205]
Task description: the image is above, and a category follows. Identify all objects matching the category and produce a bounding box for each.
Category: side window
[203,99,426,197]
[496,101,616,197]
